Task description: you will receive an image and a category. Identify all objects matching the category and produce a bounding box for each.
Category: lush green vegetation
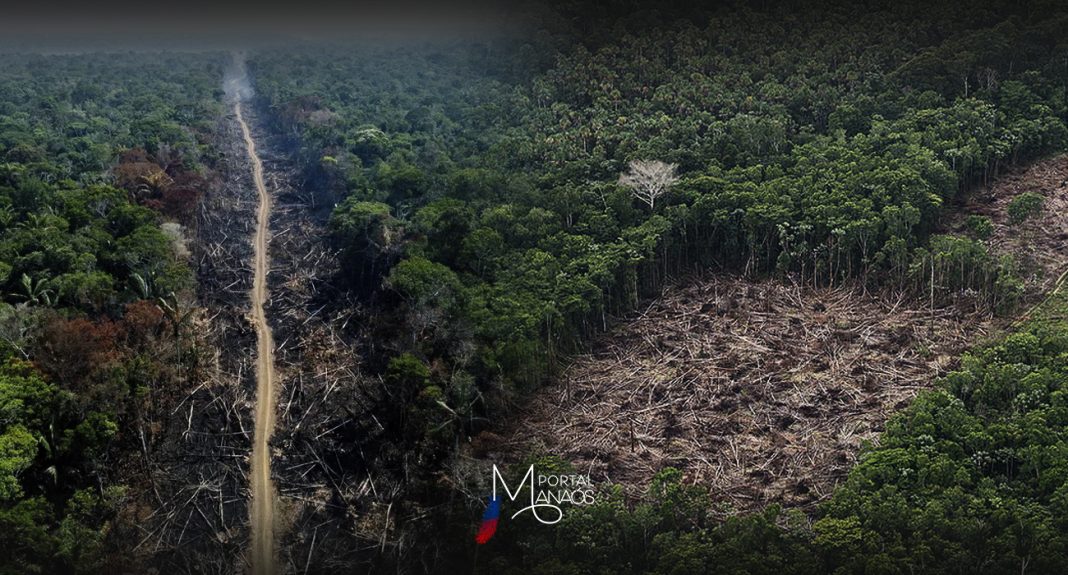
[249,0,1068,472]
[0,52,223,574]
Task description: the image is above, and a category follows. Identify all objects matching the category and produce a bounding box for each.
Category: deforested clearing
[485,154,1068,513]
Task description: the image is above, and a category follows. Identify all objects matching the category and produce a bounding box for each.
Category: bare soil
[237,99,279,575]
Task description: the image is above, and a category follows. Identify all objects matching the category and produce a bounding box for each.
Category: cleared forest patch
[484,154,1068,514]
[489,277,994,511]
[957,154,1068,300]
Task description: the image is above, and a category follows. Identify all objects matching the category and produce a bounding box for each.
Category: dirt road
[236,99,278,575]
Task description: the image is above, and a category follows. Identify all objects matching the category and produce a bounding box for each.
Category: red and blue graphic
[474,495,500,544]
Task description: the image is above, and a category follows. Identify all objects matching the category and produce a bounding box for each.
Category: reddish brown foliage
[113,160,170,198]
[123,300,165,346]
[118,148,151,164]
[114,148,206,223]
[169,172,203,188]
[36,315,126,391]
[161,187,202,224]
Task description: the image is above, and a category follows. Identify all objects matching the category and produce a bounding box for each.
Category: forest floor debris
[491,276,995,512]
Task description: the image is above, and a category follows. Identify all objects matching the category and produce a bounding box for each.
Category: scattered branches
[490,275,996,513]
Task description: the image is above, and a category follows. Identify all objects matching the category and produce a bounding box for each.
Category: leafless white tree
[618,159,679,210]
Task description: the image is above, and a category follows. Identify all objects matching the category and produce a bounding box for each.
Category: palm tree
[19,274,55,307]
[158,292,196,383]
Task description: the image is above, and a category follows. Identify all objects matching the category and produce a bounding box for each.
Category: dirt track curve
[236,100,278,575]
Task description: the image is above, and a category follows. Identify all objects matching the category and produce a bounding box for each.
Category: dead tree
[618,159,679,210]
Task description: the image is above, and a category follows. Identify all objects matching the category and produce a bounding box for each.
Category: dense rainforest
[0,52,225,573]
[246,0,1068,572]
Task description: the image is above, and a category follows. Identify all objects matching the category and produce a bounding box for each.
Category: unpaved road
[236,99,278,575]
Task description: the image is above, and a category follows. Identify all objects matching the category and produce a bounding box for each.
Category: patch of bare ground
[482,154,1068,514]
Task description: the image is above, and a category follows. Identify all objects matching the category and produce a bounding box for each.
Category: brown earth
[237,99,280,575]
